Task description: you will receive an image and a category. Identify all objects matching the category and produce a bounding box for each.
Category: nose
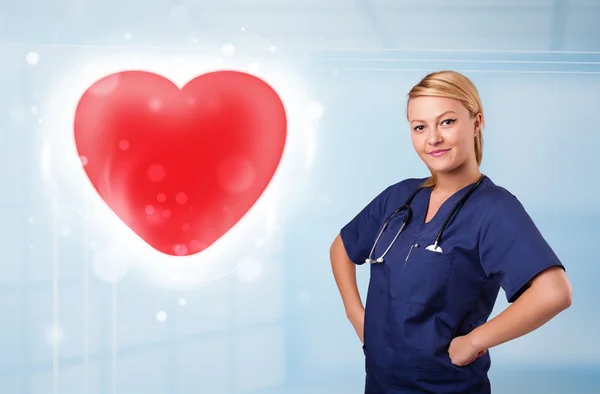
[427,127,443,145]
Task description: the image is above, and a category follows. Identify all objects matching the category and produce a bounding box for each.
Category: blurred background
[1,0,600,393]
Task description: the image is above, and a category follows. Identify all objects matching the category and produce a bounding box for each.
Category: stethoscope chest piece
[425,244,443,253]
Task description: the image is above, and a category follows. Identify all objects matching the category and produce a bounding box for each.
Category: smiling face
[407,95,482,176]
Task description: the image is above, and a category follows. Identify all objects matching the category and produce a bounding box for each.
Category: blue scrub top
[340,175,565,394]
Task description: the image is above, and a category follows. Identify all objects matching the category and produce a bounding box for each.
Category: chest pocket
[396,245,453,308]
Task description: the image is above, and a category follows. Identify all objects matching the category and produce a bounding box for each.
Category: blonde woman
[330,70,572,393]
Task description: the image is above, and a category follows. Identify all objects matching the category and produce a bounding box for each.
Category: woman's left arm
[449,265,571,366]
[468,265,572,352]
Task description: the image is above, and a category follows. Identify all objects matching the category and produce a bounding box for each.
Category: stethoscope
[365,175,486,264]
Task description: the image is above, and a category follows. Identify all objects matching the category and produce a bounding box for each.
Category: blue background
[1,0,600,393]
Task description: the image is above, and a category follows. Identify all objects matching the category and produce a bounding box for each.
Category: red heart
[74,70,287,256]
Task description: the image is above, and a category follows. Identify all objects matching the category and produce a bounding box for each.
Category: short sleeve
[339,185,394,265]
[478,192,565,303]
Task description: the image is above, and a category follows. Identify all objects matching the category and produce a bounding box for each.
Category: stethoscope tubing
[365,175,485,264]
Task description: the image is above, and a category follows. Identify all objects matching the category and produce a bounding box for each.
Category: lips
[428,149,450,157]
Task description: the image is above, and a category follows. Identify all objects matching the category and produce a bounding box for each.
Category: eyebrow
[410,110,457,124]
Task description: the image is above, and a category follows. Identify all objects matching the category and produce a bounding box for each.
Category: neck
[434,161,481,193]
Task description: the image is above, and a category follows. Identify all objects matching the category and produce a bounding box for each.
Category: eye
[413,125,425,132]
[441,118,456,126]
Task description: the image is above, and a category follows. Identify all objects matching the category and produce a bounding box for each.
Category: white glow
[92,244,131,283]
[45,325,64,347]
[26,52,39,65]
[248,61,260,73]
[36,34,318,289]
[265,205,279,240]
[178,298,187,306]
[236,257,262,282]
[305,124,316,167]
[59,223,72,237]
[156,311,167,322]
[254,237,266,249]
[307,101,324,120]
[221,44,236,57]
[124,32,132,41]
[40,140,51,181]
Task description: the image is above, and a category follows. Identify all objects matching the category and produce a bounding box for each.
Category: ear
[473,113,483,136]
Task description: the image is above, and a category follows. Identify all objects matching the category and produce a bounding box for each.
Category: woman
[330,70,572,393]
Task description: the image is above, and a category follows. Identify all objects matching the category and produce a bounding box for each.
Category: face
[407,96,481,175]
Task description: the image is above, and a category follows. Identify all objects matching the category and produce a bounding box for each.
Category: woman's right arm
[330,234,365,344]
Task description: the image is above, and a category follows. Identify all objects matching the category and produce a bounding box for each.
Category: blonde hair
[407,70,484,189]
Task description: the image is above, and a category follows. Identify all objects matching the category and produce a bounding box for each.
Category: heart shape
[74,70,287,256]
